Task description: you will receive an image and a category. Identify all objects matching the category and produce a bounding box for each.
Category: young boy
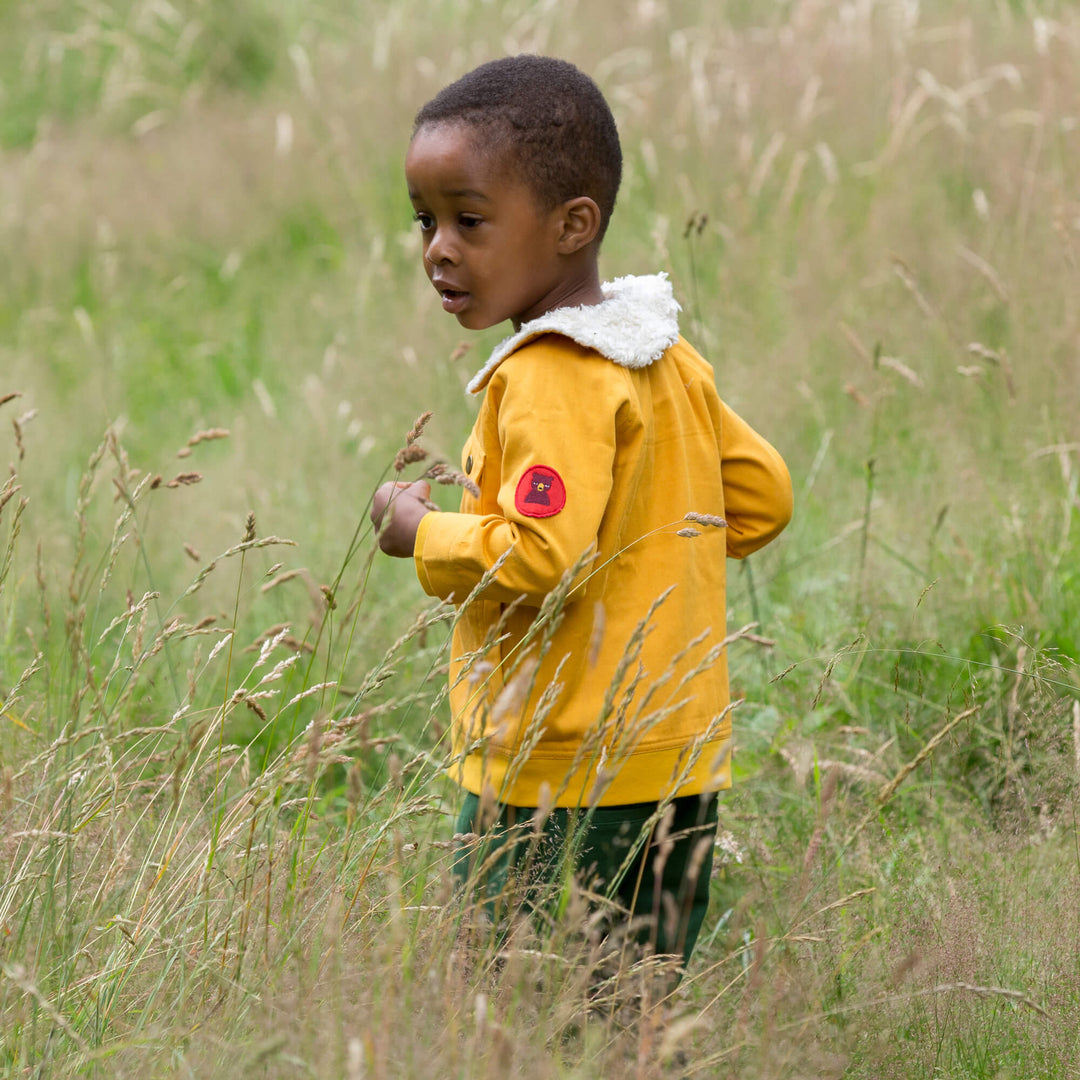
[372,55,792,968]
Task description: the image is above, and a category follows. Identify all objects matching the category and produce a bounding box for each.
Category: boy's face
[405,123,585,331]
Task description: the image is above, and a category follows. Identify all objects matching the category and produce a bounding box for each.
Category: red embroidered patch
[514,465,566,518]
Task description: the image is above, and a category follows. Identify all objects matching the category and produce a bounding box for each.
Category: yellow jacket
[414,275,792,808]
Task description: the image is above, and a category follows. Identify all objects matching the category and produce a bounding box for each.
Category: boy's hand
[371,480,432,557]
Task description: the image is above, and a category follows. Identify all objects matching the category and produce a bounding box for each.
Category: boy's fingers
[372,481,432,537]
[371,482,396,527]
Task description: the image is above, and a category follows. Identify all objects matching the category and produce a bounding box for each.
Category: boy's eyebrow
[407,186,491,202]
[445,188,490,201]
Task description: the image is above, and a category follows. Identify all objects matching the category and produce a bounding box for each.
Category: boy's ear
[556,197,602,254]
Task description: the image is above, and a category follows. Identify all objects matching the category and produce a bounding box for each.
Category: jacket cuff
[414,511,468,600]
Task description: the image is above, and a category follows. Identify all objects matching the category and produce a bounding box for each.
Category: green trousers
[453,792,719,969]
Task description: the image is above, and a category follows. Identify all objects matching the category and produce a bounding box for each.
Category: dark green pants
[453,792,719,969]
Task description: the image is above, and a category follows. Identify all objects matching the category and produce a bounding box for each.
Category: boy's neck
[512,257,605,331]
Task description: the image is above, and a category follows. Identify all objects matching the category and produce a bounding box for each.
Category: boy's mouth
[439,288,469,314]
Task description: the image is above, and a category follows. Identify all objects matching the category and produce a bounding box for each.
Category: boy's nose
[426,228,458,265]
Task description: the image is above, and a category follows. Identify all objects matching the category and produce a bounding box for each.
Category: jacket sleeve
[414,345,628,606]
[719,397,793,559]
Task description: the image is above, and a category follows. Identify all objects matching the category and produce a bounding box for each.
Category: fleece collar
[467,272,681,395]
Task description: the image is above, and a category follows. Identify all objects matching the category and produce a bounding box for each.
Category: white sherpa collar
[466,272,681,395]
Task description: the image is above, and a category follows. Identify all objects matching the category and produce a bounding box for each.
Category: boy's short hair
[414,55,622,241]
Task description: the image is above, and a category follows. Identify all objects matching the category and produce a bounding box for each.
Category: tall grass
[2,0,1080,1076]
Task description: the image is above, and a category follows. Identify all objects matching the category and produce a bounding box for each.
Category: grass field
[2,1,1079,1076]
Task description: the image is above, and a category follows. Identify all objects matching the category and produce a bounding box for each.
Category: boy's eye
[414,212,434,231]
[458,215,483,229]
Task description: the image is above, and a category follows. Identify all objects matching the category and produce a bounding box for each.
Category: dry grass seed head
[683,511,727,528]
[186,427,230,449]
[588,601,606,667]
[394,412,434,469]
[393,443,428,471]
[0,477,22,519]
[405,411,433,445]
[245,697,269,724]
[427,460,479,494]
[165,472,202,488]
[346,761,364,816]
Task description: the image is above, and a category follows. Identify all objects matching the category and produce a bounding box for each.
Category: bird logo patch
[515,465,566,518]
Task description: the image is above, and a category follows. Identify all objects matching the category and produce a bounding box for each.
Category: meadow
[1,0,1079,1075]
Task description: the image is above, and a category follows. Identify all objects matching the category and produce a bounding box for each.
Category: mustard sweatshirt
[414,274,792,808]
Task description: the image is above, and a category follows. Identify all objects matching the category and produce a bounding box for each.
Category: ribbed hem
[454,738,732,808]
